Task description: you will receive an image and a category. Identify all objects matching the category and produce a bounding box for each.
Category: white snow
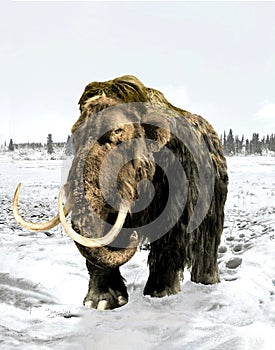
[0,154,274,350]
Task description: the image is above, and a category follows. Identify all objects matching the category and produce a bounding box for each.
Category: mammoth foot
[84,289,128,310]
[191,261,220,285]
[84,263,128,310]
[143,269,183,298]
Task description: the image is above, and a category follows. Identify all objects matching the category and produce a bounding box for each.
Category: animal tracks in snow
[219,156,275,285]
[219,208,275,282]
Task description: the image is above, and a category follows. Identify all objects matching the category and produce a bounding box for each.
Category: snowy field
[0,155,275,350]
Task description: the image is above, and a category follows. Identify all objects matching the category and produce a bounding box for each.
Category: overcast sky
[1,1,274,144]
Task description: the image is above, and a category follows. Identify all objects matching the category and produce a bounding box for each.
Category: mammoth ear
[142,111,170,152]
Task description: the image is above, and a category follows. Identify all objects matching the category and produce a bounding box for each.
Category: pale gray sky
[1,1,275,144]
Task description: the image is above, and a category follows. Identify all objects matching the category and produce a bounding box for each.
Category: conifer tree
[223,131,227,152]
[47,134,54,154]
[65,135,73,156]
[245,139,250,154]
[8,139,14,151]
[226,129,235,155]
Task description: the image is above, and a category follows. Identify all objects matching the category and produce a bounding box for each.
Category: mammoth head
[62,95,172,250]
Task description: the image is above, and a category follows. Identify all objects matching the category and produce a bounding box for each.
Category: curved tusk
[58,188,128,248]
[12,183,70,232]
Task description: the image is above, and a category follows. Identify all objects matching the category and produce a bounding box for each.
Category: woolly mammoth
[13,75,228,310]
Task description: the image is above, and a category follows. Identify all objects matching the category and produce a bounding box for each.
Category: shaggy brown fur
[65,75,228,309]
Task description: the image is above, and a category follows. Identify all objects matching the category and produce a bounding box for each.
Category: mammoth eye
[114,128,123,134]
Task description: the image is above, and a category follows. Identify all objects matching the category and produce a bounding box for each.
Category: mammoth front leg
[84,260,129,310]
[74,236,137,310]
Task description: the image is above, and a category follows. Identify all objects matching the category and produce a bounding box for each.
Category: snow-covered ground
[0,155,274,350]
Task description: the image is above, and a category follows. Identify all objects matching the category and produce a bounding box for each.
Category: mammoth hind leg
[190,240,220,285]
[190,180,227,285]
[190,228,221,285]
[143,235,185,298]
[84,261,128,310]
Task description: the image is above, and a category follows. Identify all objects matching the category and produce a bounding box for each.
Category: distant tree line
[3,131,275,157]
[221,129,275,156]
[10,141,44,150]
[5,134,70,155]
